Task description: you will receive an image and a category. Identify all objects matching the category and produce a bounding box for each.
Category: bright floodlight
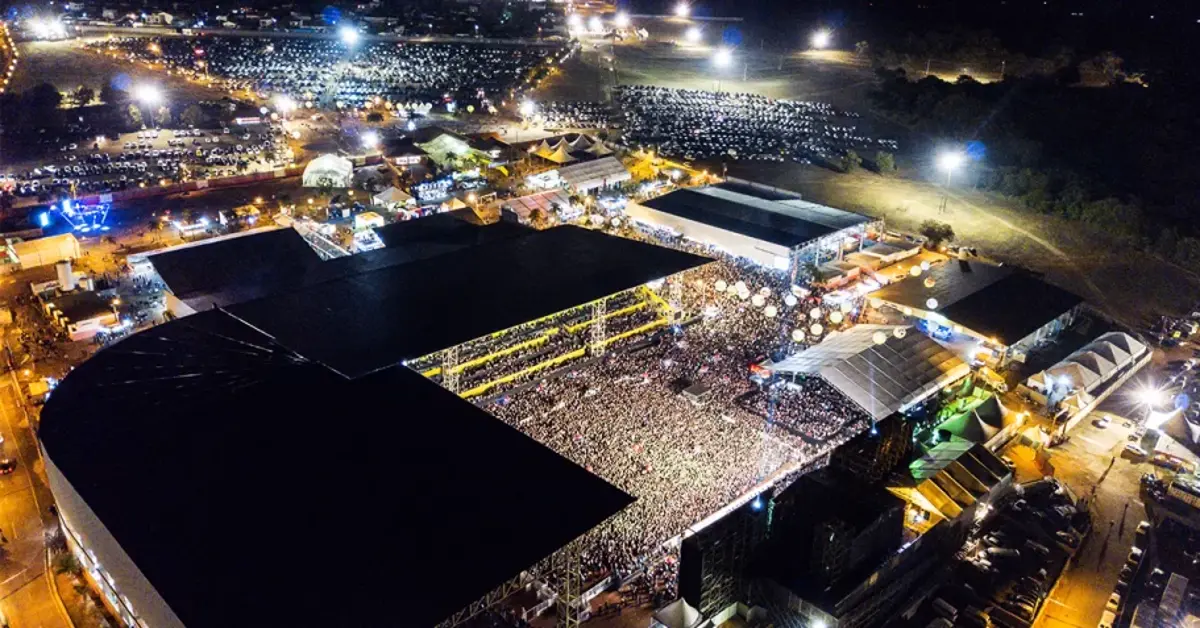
[937,150,966,173]
[685,26,702,43]
[713,47,733,68]
[339,26,360,45]
[675,2,690,17]
[274,95,297,113]
[567,13,584,30]
[519,100,536,116]
[1137,385,1167,407]
[133,84,162,106]
[361,130,379,149]
[810,28,832,49]
[588,15,604,32]
[614,12,630,28]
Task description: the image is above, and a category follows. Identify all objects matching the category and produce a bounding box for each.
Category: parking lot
[1,123,292,202]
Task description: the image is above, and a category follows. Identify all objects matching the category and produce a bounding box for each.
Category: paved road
[0,373,69,628]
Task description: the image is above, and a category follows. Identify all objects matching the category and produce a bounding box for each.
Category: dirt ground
[10,39,227,102]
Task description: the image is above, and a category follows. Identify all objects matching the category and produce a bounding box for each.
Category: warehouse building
[625,178,881,280]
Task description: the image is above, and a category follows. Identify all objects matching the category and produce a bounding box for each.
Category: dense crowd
[742,377,871,442]
[94,37,561,107]
[615,85,898,164]
[486,263,871,598]
[537,101,613,130]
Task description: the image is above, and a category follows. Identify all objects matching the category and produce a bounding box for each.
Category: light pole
[517,100,535,143]
[810,28,832,50]
[713,47,733,92]
[133,84,163,128]
[936,149,965,214]
[675,2,690,18]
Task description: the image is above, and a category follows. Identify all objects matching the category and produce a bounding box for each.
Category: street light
[675,2,691,18]
[685,26,702,44]
[810,28,832,49]
[519,100,536,117]
[274,95,297,115]
[338,25,360,46]
[588,15,604,33]
[567,13,584,30]
[361,130,380,150]
[937,150,966,183]
[713,47,733,68]
[133,84,162,106]
[614,12,630,28]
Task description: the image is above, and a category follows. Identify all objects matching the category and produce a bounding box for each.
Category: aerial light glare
[567,13,584,30]
[675,2,691,17]
[713,47,733,68]
[1137,385,1167,407]
[274,95,297,113]
[926,298,939,309]
[829,311,844,324]
[714,279,728,292]
[338,25,360,45]
[784,294,798,307]
[764,305,777,318]
[751,294,766,308]
[810,323,824,336]
[873,331,888,345]
[361,130,380,149]
[809,307,822,320]
[519,100,536,116]
[810,28,832,49]
[685,26,702,43]
[791,328,806,342]
[133,84,162,105]
[588,16,604,32]
[937,150,966,173]
[893,327,907,339]
[614,12,631,28]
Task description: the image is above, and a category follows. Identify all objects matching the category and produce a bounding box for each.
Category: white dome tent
[302,154,354,189]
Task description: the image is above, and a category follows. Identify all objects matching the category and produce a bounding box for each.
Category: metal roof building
[768,325,970,421]
[557,155,631,192]
[39,310,633,628]
[625,178,879,277]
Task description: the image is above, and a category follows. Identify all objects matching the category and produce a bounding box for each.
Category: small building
[382,137,427,167]
[372,186,414,210]
[8,234,81,270]
[353,211,386,231]
[45,292,118,341]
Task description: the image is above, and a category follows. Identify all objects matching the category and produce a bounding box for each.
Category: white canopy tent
[769,324,970,421]
[302,154,354,188]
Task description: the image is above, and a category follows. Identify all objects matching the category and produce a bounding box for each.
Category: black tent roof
[227,225,711,377]
[39,310,633,628]
[870,261,1083,345]
[149,214,533,311]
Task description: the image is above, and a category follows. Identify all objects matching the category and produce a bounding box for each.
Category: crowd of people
[485,260,872,602]
[615,85,899,164]
[94,36,561,108]
[741,377,871,443]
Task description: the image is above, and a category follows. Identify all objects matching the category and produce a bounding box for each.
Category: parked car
[0,458,15,475]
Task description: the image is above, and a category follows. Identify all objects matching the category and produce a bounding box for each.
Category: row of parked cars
[1099,520,1151,628]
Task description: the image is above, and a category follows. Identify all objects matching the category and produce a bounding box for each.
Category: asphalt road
[0,370,68,628]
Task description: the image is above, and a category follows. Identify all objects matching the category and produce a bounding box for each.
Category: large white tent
[769,324,970,421]
[302,154,354,188]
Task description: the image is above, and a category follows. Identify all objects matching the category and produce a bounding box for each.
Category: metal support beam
[434,569,529,628]
[668,276,683,321]
[443,345,460,394]
[554,541,585,628]
[589,300,606,356]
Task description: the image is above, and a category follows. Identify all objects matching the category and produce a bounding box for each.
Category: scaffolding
[442,345,460,394]
[668,276,684,321]
[589,299,606,357]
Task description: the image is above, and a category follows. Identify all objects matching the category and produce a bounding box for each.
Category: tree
[25,83,62,112]
[528,207,552,230]
[875,151,896,175]
[71,85,95,108]
[124,104,144,129]
[919,219,956,249]
[839,150,862,173]
[316,176,335,198]
[180,104,206,128]
[154,106,172,127]
[53,552,80,575]
[855,41,870,57]
[99,83,128,106]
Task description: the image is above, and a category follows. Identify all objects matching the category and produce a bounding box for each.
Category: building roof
[769,325,970,421]
[493,189,573,220]
[149,216,533,311]
[226,226,711,377]
[557,155,630,190]
[870,260,1083,345]
[302,153,353,178]
[49,291,114,323]
[640,184,870,249]
[39,310,633,628]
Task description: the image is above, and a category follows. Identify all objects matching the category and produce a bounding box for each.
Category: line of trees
[0,81,177,137]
